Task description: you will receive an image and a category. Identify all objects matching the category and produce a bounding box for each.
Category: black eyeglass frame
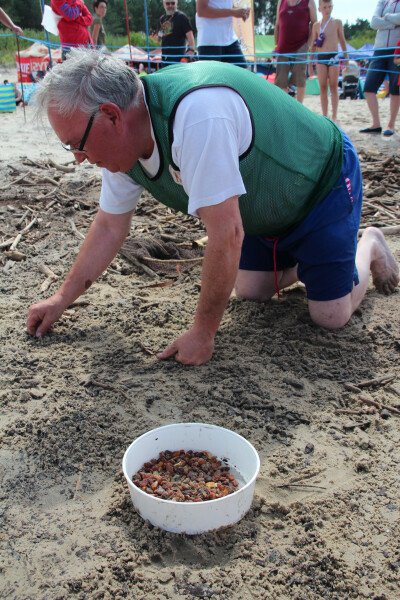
[62,109,98,153]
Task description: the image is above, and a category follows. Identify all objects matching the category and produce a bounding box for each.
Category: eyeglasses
[62,109,98,153]
[165,2,176,5]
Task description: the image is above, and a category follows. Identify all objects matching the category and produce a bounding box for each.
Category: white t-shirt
[195,0,238,47]
[99,87,252,217]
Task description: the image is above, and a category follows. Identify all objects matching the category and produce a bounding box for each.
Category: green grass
[349,32,376,49]
[0,30,157,65]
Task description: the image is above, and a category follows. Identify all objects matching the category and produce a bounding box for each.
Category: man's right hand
[12,25,23,35]
[233,7,250,21]
[26,293,68,338]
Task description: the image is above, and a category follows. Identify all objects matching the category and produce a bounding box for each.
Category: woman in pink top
[274,0,317,102]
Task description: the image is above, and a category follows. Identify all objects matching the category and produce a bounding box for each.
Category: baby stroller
[340,61,360,100]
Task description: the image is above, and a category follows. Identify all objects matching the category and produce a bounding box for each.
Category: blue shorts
[364,48,400,96]
[239,132,363,302]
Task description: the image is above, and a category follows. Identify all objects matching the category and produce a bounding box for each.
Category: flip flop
[383,129,395,136]
[359,127,382,134]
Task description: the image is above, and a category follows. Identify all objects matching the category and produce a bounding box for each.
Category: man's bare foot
[362,227,399,294]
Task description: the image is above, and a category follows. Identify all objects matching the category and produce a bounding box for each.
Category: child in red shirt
[51,0,93,60]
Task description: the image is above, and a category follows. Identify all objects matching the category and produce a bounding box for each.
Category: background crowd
[1,0,400,131]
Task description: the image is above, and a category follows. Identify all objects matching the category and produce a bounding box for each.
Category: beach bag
[0,83,16,113]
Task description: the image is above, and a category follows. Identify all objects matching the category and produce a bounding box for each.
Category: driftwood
[39,264,59,293]
[47,159,75,173]
[358,394,400,416]
[4,250,26,261]
[67,218,85,240]
[120,235,203,275]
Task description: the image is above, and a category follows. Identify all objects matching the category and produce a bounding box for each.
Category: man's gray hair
[34,48,142,118]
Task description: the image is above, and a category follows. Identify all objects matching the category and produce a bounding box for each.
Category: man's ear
[99,102,123,128]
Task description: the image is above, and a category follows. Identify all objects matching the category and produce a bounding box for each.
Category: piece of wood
[358,394,400,416]
[47,158,75,173]
[193,235,208,248]
[38,264,58,280]
[131,256,160,277]
[36,175,60,186]
[40,277,54,293]
[142,255,203,266]
[363,202,398,220]
[16,209,30,228]
[20,217,38,235]
[0,171,33,191]
[343,382,362,393]
[4,250,26,261]
[67,218,85,240]
[10,234,22,251]
[357,374,395,388]
[0,238,14,250]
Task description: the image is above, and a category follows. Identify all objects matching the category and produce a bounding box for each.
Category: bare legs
[387,94,400,130]
[235,266,298,301]
[234,227,399,329]
[316,64,339,121]
[317,63,329,116]
[296,86,305,104]
[365,91,400,130]
[365,91,381,129]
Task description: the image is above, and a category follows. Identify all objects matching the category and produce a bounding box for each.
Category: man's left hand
[157,326,215,366]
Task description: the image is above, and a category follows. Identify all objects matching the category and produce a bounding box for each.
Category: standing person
[310,0,348,122]
[51,0,93,61]
[274,0,317,103]
[0,7,23,35]
[360,0,400,137]
[90,0,107,48]
[26,50,399,365]
[158,0,195,66]
[196,0,250,67]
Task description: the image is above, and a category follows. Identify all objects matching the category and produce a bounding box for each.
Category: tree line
[1,0,372,37]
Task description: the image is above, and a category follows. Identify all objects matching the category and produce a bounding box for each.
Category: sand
[1,75,399,600]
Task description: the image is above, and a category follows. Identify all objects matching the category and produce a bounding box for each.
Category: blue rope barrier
[1,33,399,76]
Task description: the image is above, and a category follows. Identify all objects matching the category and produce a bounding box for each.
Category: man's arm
[26,208,133,337]
[0,8,23,35]
[371,0,395,30]
[384,11,400,26]
[274,0,282,45]
[76,1,93,27]
[91,22,101,45]
[307,0,317,47]
[196,0,249,22]
[186,30,196,53]
[158,196,244,365]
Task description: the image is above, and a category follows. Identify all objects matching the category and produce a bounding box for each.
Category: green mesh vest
[128,62,343,236]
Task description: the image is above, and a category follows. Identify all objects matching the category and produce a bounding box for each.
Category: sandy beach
[1,70,399,600]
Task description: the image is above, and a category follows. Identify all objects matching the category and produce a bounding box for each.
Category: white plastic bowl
[122,422,260,534]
